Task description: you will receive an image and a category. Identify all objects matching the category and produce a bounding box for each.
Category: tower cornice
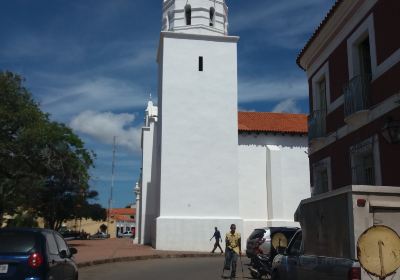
[156,31,239,63]
[162,0,228,36]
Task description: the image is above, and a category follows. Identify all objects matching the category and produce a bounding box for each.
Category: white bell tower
[155,0,242,251]
[162,0,228,35]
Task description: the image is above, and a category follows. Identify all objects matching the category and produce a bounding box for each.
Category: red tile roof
[109,208,136,216]
[238,112,308,134]
[296,0,344,70]
[113,215,135,223]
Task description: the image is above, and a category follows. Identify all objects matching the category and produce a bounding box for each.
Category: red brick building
[298,0,400,195]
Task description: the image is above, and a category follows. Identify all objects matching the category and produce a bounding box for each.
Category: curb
[77,253,222,268]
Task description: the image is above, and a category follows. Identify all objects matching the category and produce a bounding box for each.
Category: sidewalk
[68,238,216,267]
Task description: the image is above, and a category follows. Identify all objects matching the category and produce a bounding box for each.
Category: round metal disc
[272,233,288,249]
[357,225,400,278]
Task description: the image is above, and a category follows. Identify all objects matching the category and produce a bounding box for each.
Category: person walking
[210,227,224,254]
[224,224,241,279]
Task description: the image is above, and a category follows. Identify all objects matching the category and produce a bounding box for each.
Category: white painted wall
[156,32,242,251]
[139,102,158,245]
[238,133,310,240]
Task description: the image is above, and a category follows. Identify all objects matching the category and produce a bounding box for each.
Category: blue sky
[0,0,335,208]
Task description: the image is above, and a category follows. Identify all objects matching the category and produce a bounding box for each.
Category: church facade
[135,0,310,251]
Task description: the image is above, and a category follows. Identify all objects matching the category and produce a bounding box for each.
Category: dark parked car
[271,229,362,280]
[0,228,78,280]
[89,232,109,240]
[60,230,89,241]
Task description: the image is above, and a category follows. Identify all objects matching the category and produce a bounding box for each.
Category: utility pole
[107,136,116,235]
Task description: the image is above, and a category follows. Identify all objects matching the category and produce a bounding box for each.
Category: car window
[54,233,70,255]
[249,229,265,240]
[287,232,302,255]
[44,232,59,255]
[0,231,36,253]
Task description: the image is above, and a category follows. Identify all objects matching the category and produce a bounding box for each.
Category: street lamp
[382,118,400,144]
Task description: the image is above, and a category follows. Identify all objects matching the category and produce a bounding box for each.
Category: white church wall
[156,217,243,251]
[159,34,240,217]
[140,126,152,244]
[238,145,268,220]
[238,133,310,232]
[141,118,158,245]
[148,121,160,247]
[279,146,310,221]
[156,33,242,251]
[238,145,271,242]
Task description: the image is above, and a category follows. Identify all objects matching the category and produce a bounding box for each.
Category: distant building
[65,207,136,238]
[109,208,136,237]
[297,0,400,195]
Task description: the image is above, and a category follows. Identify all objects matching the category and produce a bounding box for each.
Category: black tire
[250,270,260,279]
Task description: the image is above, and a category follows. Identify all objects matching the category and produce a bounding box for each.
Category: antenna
[107,136,117,235]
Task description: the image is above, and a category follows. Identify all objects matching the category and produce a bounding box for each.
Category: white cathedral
[135,0,311,251]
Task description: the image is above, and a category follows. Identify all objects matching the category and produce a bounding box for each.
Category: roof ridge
[296,0,344,70]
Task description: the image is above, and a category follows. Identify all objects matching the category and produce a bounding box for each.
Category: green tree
[28,121,95,230]
[0,71,104,229]
[6,213,38,228]
[0,71,47,225]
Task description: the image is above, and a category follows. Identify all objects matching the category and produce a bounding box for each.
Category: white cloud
[238,77,308,103]
[70,111,142,152]
[272,98,302,113]
[37,76,149,120]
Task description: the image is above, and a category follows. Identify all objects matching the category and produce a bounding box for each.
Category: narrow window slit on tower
[210,7,215,27]
[185,5,191,25]
[199,56,203,71]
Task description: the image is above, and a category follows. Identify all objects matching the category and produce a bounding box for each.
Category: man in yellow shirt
[224,224,241,278]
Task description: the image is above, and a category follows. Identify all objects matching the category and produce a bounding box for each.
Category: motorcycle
[248,253,272,279]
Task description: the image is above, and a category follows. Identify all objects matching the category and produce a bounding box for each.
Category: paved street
[80,257,253,280]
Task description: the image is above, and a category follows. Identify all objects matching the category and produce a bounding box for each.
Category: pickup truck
[272,186,400,280]
[271,229,361,280]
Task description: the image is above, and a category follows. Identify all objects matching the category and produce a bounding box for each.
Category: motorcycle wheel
[250,270,261,279]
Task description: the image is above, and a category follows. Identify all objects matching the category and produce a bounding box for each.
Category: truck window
[287,232,302,255]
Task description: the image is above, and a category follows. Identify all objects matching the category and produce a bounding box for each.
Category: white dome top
[162,0,229,36]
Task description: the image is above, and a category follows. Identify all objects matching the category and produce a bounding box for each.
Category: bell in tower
[162,0,228,36]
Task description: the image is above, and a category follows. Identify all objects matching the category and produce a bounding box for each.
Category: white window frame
[350,135,382,185]
[347,14,378,80]
[312,157,332,195]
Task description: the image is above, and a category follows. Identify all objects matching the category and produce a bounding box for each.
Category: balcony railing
[352,165,375,185]
[308,110,327,142]
[343,74,371,118]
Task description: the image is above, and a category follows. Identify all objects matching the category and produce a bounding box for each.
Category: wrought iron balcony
[343,74,371,118]
[308,110,327,142]
[352,164,375,185]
